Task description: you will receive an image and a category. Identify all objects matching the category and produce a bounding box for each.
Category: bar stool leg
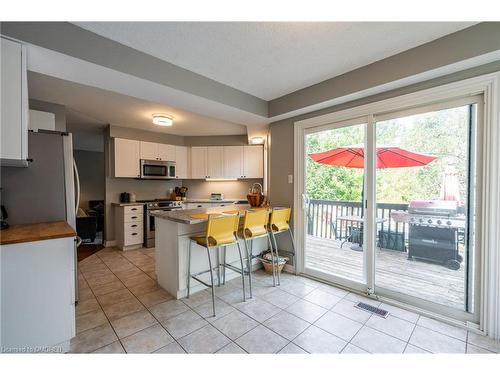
[271,231,281,286]
[266,233,276,286]
[243,238,253,298]
[222,246,227,285]
[236,241,246,302]
[288,229,298,275]
[206,246,216,317]
[187,240,192,298]
[216,247,221,287]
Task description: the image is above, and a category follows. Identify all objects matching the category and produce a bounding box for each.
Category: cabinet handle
[131,208,137,211]
[131,216,137,219]
[131,233,137,236]
[131,224,137,227]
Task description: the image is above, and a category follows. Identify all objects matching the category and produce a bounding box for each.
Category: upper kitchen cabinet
[1,37,28,167]
[224,146,244,178]
[207,146,224,178]
[243,145,264,178]
[158,143,175,161]
[112,138,140,178]
[190,147,208,178]
[174,146,189,179]
[140,141,175,161]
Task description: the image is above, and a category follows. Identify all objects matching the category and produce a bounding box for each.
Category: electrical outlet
[288,174,293,184]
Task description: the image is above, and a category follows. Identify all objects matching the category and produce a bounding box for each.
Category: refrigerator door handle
[73,159,80,213]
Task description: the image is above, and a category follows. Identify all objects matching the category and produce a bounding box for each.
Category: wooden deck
[306,235,465,310]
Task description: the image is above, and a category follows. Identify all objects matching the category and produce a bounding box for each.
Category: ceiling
[28,72,247,136]
[75,22,475,100]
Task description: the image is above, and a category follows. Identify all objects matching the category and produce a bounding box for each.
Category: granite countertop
[185,198,247,203]
[0,221,77,245]
[112,202,146,207]
[151,204,252,224]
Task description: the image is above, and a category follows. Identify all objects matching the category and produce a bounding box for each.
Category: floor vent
[355,302,389,318]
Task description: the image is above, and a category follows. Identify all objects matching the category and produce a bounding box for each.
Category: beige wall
[74,150,105,210]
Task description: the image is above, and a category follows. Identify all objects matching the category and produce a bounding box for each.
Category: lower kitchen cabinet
[114,204,144,250]
[1,236,76,352]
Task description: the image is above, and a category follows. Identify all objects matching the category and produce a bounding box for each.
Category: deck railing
[306,199,409,248]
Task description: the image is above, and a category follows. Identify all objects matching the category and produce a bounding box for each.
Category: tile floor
[72,247,500,354]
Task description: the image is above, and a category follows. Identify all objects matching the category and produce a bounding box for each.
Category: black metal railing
[306,199,409,250]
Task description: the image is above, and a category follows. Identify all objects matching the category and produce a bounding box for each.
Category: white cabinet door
[224,146,244,178]
[114,138,141,178]
[158,144,175,161]
[175,146,189,179]
[207,146,224,178]
[140,141,158,160]
[191,147,207,179]
[243,145,264,178]
[1,37,28,164]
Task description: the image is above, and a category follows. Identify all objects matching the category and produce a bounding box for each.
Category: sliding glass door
[299,96,482,323]
[373,99,481,321]
[303,118,368,291]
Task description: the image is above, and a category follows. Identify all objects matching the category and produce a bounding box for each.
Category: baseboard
[104,240,116,247]
[283,263,296,274]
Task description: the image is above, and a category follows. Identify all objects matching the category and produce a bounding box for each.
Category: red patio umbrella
[309,144,437,251]
[309,144,437,169]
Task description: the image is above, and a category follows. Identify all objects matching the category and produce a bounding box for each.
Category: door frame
[293,72,500,335]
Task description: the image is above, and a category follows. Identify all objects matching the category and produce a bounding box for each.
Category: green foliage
[305,105,471,204]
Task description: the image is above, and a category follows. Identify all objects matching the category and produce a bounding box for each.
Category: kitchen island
[151,205,269,298]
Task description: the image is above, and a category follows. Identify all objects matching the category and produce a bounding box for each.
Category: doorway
[297,96,482,323]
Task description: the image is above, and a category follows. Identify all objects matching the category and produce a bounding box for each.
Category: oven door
[140,159,169,179]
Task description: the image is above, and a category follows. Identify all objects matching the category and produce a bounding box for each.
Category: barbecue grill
[407,200,464,270]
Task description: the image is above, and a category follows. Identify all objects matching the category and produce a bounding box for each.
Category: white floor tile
[304,289,342,309]
[236,325,288,353]
[409,326,466,353]
[351,326,406,353]
[314,311,363,341]
[365,314,415,341]
[286,300,327,323]
[331,299,372,324]
[264,311,310,340]
[293,325,347,353]
[417,316,467,341]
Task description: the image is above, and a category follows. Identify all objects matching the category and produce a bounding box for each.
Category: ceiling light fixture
[250,136,264,145]
[152,114,173,127]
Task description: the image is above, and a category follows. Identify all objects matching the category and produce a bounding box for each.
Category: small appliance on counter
[120,192,130,203]
[1,205,9,229]
[210,193,224,201]
[129,192,137,203]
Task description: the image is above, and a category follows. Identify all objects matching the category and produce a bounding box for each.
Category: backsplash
[182,179,263,199]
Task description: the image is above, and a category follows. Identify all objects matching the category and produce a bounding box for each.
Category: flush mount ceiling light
[250,136,264,145]
[152,114,173,127]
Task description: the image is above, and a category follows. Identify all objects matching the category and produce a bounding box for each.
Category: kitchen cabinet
[115,204,144,250]
[224,146,244,178]
[113,138,141,178]
[243,145,264,178]
[1,37,28,167]
[190,147,208,178]
[207,146,224,178]
[158,143,176,161]
[140,141,175,161]
[175,146,189,178]
[1,236,76,352]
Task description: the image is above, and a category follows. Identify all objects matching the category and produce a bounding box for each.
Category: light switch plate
[288,174,293,184]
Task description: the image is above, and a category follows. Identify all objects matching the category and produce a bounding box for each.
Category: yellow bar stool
[187,213,246,317]
[268,207,297,286]
[236,208,275,297]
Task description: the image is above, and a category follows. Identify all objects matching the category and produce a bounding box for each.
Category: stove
[139,199,184,247]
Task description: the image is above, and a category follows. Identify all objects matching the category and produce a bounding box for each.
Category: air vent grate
[355,302,389,318]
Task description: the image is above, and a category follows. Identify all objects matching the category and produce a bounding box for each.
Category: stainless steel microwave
[140,159,176,179]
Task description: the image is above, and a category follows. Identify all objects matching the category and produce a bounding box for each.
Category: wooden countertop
[0,221,77,245]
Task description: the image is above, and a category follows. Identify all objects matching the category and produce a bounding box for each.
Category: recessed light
[250,136,264,145]
[152,114,173,126]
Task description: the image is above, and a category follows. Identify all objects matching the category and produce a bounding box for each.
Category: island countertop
[0,221,77,245]
[150,204,254,224]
